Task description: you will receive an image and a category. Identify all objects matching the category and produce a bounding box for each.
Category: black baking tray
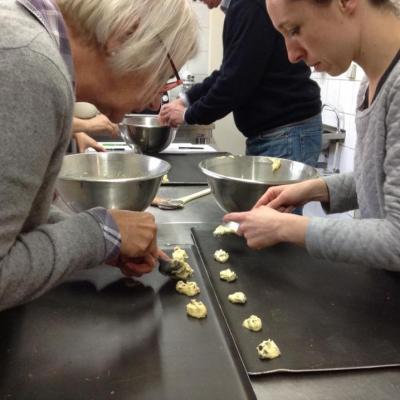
[0,246,255,400]
[155,152,230,185]
[192,227,400,375]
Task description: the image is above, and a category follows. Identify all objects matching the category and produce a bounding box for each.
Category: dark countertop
[152,185,400,400]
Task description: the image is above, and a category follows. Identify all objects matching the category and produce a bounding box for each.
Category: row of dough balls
[213,240,281,360]
[172,246,208,319]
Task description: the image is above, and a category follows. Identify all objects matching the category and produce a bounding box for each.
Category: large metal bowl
[119,114,176,154]
[57,152,170,212]
[199,155,319,212]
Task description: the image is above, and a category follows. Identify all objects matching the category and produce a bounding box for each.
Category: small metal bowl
[199,155,319,212]
[57,152,170,212]
[119,114,176,154]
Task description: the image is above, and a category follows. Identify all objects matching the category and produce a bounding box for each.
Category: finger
[223,212,246,223]
[91,142,106,152]
[121,258,154,277]
[157,248,171,261]
[265,196,285,210]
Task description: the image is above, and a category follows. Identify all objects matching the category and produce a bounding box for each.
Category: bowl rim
[199,155,320,185]
[58,152,171,183]
[121,113,169,128]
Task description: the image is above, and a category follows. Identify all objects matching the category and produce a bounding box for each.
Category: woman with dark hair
[224,0,400,269]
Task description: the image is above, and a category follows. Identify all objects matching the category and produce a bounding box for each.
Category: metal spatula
[151,188,211,210]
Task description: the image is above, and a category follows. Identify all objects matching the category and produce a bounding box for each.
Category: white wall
[313,64,364,174]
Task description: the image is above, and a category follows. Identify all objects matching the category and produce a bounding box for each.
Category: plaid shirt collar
[220,0,231,13]
[17,0,74,85]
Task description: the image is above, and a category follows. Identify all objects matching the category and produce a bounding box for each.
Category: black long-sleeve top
[184,0,321,138]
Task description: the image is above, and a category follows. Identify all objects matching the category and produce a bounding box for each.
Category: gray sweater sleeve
[321,172,359,213]
[305,77,400,269]
[0,44,107,311]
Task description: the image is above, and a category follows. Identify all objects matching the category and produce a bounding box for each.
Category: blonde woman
[224,0,400,268]
[0,0,197,310]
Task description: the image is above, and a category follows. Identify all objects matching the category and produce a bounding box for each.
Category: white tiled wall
[180,1,210,83]
[312,64,365,173]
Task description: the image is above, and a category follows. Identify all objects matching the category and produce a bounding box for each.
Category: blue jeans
[246,113,322,167]
[246,113,322,215]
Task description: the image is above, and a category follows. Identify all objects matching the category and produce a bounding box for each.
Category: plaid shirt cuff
[86,207,121,261]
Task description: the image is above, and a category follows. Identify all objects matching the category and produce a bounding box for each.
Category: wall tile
[339,81,357,115]
[343,117,357,149]
[191,0,210,28]
[338,145,355,173]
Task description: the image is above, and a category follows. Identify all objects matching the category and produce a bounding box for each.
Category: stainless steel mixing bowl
[199,155,319,212]
[57,152,170,212]
[119,114,176,154]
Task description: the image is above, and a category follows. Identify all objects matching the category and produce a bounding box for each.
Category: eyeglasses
[157,35,183,92]
[162,52,183,92]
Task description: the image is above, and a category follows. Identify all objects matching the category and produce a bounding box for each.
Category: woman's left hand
[224,206,309,249]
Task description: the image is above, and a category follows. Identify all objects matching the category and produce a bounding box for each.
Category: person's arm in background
[73,131,106,152]
[72,114,119,152]
[72,115,119,137]
[184,0,278,125]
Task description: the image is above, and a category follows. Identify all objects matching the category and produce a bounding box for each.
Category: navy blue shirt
[185,0,321,138]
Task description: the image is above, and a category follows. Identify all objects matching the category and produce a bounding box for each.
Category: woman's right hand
[253,178,330,212]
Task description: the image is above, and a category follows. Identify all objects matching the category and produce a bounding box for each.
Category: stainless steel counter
[151,185,400,400]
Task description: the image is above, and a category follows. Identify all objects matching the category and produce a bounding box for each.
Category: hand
[84,114,119,137]
[73,131,106,153]
[159,99,186,127]
[253,178,330,212]
[108,210,158,259]
[117,254,157,277]
[224,206,309,249]
[109,249,169,277]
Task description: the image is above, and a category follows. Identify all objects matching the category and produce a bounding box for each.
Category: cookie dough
[186,299,207,319]
[170,246,193,280]
[257,339,281,360]
[270,157,282,172]
[242,315,262,332]
[176,280,200,297]
[214,249,229,263]
[172,246,188,262]
[228,291,247,304]
[219,268,238,282]
[213,224,237,236]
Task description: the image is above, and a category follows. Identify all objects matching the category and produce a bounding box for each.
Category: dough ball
[170,260,194,280]
[220,268,238,282]
[228,291,247,304]
[170,246,193,280]
[161,174,169,184]
[186,299,207,319]
[257,339,281,360]
[214,249,229,263]
[213,224,237,236]
[176,280,200,297]
[269,157,282,172]
[172,246,188,263]
[242,315,262,332]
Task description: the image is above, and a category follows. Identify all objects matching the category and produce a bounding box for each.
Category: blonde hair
[57,0,198,101]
